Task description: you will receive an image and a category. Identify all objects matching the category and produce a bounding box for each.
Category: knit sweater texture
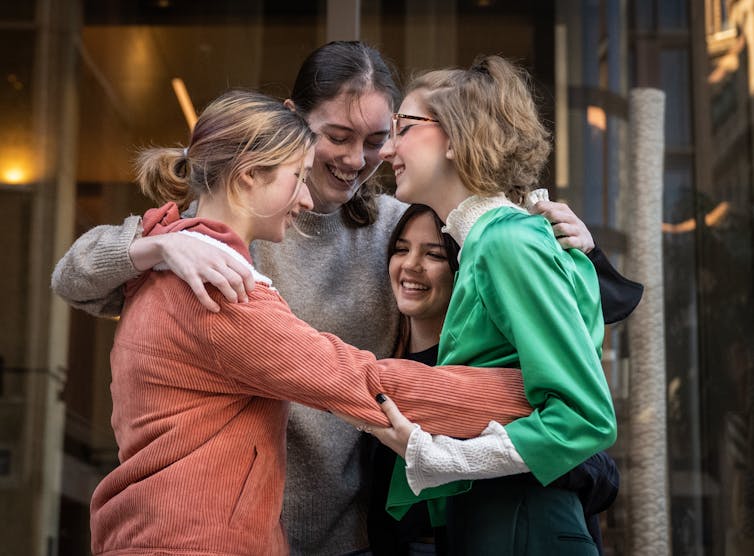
[86,202,532,556]
[249,196,406,553]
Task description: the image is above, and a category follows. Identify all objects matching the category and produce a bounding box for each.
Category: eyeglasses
[390,113,440,142]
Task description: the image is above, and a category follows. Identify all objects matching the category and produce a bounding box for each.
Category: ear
[445,141,455,160]
[240,170,256,189]
[283,98,296,112]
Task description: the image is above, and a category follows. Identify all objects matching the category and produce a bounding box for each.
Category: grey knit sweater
[51,195,407,555]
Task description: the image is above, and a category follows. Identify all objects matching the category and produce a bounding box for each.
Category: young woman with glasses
[368,56,620,555]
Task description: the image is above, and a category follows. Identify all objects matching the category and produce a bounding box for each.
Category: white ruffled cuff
[404,421,530,495]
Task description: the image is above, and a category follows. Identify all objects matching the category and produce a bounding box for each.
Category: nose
[298,182,314,211]
[401,251,423,272]
[379,138,395,161]
[342,143,366,170]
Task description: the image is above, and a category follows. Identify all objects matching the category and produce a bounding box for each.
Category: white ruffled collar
[441,188,548,247]
[442,194,521,247]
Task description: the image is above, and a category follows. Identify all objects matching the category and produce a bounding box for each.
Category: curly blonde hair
[136,89,316,213]
[406,56,551,206]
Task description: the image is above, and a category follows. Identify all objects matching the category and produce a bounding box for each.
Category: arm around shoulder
[51,215,143,317]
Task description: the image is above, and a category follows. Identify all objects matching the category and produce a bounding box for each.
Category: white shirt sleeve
[404,420,530,495]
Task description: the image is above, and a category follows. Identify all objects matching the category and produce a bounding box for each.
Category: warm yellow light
[587,105,606,131]
[708,35,745,84]
[172,78,198,131]
[662,202,731,233]
[0,153,34,185]
[662,218,696,233]
[2,167,28,184]
[704,201,730,226]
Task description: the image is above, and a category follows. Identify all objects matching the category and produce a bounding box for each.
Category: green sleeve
[475,213,617,485]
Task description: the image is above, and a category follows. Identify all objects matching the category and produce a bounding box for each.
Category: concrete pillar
[625,88,670,555]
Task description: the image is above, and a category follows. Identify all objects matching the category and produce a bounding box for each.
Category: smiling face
[249,147,315,242]
[304,89,391,213]
[388,210,455,325]
[379,90,456,215]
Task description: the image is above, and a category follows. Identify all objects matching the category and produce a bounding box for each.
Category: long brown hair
[387,204,460,357]
[290,41,401,227]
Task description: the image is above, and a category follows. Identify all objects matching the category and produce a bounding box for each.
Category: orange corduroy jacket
[90,203,530,555]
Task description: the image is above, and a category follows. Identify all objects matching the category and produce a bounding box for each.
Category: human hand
[531,200,595,253]
[370,394,418,458]
[333,394,417,458]
[131,234,256,312]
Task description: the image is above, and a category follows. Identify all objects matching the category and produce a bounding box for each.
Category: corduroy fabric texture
[90,203,531,556]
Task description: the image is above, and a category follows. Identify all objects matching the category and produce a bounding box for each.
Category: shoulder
[376,195,409,224]
[356,195,409,241]
[206,284,291,336]
[472,208,556,259]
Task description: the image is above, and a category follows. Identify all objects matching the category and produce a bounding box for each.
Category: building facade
[0,1,751,554]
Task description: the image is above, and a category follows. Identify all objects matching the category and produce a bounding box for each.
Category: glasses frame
[390,113,440,141]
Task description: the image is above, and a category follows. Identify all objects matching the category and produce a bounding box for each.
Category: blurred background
[0,1,752,554]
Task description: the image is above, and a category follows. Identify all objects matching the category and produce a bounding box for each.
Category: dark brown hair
[291,41,400,227]
[387,204,460,357]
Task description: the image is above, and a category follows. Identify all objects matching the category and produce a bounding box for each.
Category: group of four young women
[52,41,638,555]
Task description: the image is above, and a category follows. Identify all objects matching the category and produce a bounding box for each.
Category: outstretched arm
[211,294,531,439]
[51,215,257,315]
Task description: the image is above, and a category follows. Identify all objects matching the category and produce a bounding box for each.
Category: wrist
[128,236,164,272]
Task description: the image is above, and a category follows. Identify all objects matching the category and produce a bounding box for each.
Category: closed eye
[397,124,416,137]
[327,134,348,145]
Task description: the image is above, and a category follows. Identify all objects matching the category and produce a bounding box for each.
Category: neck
[429,175,472,222]
[407,316,444,353]
[196,195,255,244]
[311,198,340,214]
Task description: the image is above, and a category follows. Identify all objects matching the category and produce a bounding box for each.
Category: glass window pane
[661,49,692,148]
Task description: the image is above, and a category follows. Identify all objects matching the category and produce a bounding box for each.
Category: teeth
[329,165,359,181]
[402,281,428,291]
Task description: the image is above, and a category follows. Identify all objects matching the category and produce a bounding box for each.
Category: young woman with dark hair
[367,204,620,555]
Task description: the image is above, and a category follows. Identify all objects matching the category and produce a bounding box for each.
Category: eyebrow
[396,238,446,249]
[323,123,390,137]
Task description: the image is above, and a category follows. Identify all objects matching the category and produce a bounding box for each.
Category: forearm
[377,361,531,438]
[480,222,617,484]
[51,215,143,317]
[215,299,530,437]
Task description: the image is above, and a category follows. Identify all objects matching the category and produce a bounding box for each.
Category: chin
[395,185,419,205]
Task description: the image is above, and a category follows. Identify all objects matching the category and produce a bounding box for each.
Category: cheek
[388,258,401,286]
[430,268,455,301]
[314,139,338,164]
[364,149,383,172]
